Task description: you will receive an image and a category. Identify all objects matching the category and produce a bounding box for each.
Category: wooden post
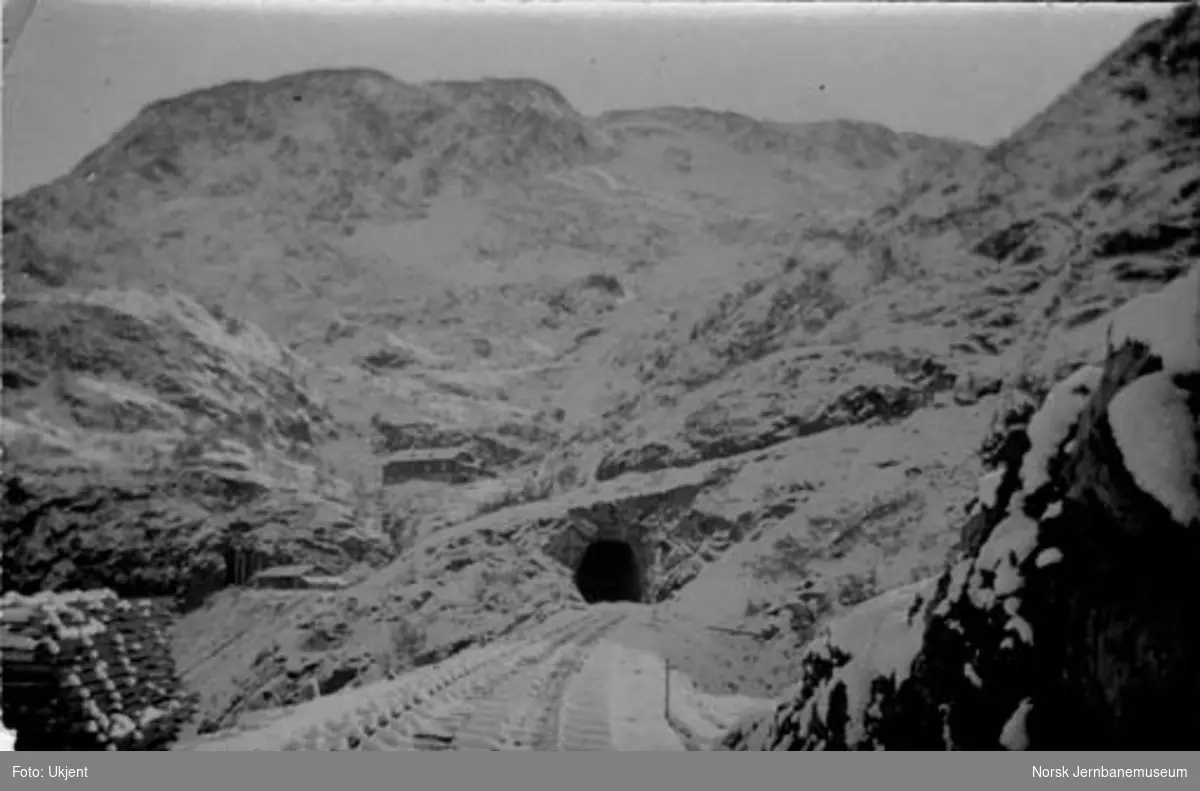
[664,658,671,722]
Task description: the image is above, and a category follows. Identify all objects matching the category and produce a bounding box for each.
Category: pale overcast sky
[2,1,1167,196]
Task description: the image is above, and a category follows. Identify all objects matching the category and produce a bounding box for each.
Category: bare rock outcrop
[598,347,956,482]
[721,264,1199,750]
[1,288,391,605]
[369,416,525,469]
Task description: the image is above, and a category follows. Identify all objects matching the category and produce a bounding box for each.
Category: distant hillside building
[250,563,346,591]
[381,447,489,486]
[300,573,351,591]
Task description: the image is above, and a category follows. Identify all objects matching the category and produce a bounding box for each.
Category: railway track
[182,603,763,751]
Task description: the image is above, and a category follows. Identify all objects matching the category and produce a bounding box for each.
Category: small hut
[299,573,350,591]
[381,447,487,486]
[250,564,329,590]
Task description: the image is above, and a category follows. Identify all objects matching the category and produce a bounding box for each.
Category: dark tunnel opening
[573,539,644,604]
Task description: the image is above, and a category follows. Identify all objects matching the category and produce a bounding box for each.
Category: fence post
[664,658,671,722]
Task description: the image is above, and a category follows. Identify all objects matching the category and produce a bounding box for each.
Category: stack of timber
[0,588,198,750]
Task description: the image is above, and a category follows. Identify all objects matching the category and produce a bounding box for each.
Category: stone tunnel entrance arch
[573,539,645,604]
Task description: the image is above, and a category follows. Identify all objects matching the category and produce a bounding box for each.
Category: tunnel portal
[573,539,644,604]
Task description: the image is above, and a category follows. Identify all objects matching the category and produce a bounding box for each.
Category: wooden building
[380,447,488,486]
[250,563,341,591]
[300,574,350,591]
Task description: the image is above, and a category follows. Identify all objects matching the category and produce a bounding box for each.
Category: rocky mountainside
[1,288,392,603]
[3,2,1197,742]
[720,265,1200,749]
[137,250,1200,754]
